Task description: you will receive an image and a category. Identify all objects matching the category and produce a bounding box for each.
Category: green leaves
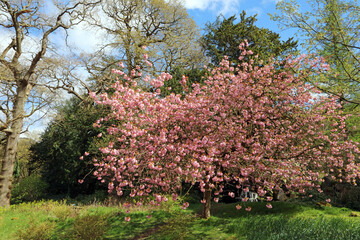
[201,10,298,66]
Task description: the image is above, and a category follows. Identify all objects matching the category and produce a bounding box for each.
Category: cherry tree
[86,43,360,218]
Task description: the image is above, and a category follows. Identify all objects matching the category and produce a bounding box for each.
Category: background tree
[85,0,206,80]
[30,97,107,197]
[0,0,98,207]
[271,0,360,106]
[201,11,298,66]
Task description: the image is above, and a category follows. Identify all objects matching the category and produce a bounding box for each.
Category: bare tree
[0,0,98,207]
[85,0,206,79]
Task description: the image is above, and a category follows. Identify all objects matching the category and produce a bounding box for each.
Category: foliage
[160,67,207,97]
[88,44,360,218]
[201,11,297,66]
[271,0,360,106]
[11,175,49,204]
[13,138,36,182]
[30,97,107,197]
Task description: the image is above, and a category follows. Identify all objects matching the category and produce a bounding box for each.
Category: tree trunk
[0,85,28,207]
[201,185,212,218]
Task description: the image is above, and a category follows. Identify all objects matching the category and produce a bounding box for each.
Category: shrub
[71,214,108,240]
[11,175,49,204]
[15,219,55,240]
[50,201,78,221]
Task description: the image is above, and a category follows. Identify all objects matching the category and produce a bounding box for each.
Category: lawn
[1,200,360,239]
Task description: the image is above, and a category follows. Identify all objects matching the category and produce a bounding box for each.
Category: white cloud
[261,0,281,4]
[66,22,108,54]
[183,0,243,15]
[247,7,263,17]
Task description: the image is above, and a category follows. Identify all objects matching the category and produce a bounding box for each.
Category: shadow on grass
[210,201,304,219]
[104,210,173,240]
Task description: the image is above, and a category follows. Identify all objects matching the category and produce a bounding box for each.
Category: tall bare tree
[0,0,98,207]
[85,0,205,80]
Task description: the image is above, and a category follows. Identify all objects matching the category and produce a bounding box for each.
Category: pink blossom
[266,203,272,209]
[236,204,242,210]
[181,202,189,210]
[245,207,252,212]
[85,41,360,218]
[124,216,131,222]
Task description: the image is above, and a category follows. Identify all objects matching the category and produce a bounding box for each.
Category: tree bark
[0,85,29,207]
[201,184,211,218]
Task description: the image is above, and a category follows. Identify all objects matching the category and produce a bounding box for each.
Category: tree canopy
[201,11,298,66]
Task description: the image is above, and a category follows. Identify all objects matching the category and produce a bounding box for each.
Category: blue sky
[183,0,294,41]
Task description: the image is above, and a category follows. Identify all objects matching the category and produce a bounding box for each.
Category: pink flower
[79,156,84,160]
[201,199,206,204]
[236,204,242,210]
[181,202,189,210]
[228,192,235,198]
[326,198,331,203]
[214,198,219,203]
[84,152,89,156]
[266,203,272,209]
[97,133,102,138]
[146,215,152,219]
[124,216,131,222]
[245,206,252,212]
[78,179,84,184]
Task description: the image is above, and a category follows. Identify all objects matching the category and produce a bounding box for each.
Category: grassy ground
[2,200,360,240]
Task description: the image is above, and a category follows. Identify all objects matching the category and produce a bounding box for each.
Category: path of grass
[2,200,360,239]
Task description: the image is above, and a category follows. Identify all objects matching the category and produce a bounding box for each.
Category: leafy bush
[15,219,55,240]
[49,201,78,221]
[71,214,108,240]
[11,175,49,204]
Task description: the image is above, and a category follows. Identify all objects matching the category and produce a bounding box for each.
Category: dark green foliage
[160,67,207,97]
[11,175,49,204]
[201,11,298,66]
[30,98,107,197]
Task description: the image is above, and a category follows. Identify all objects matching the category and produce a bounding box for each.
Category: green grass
[2,200,360,239]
